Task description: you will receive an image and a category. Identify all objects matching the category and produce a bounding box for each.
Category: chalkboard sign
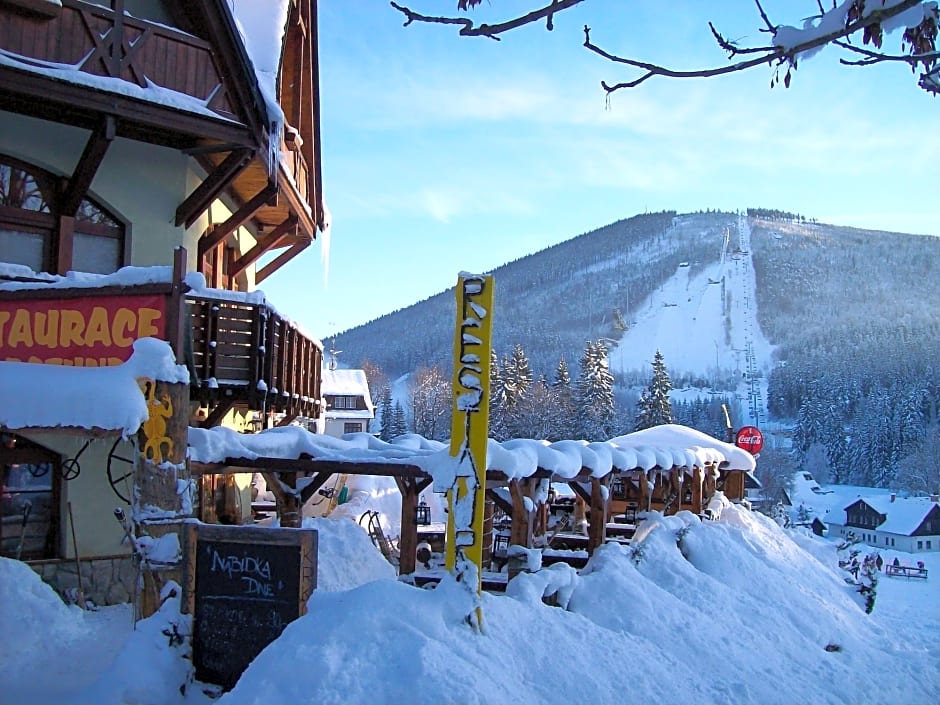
[182,522,317,691]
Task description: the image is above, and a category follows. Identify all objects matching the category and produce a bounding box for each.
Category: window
[343,423,362,434]
[927,541,933,550]
[1,434,60,560]
[917,541,923,550]
[332,396,358,410]
[0,155,125,275]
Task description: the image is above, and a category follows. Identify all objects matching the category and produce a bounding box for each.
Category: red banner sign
[735,426,764,455]
[0,294,167,366]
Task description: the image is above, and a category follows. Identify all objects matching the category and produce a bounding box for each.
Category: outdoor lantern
[492,533,510,555]
[415,499,431,526]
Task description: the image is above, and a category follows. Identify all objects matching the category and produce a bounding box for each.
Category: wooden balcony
[1,0,237,119]
[187,295,322,423]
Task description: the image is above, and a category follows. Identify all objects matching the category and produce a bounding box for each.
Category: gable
[912,504,940,537]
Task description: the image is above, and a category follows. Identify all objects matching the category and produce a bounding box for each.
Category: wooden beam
[190,458,428,479]
[0,64,255,148]
[298,471,334,505]
[568,479,592,504]
[197,182,277,258]
[55,215,75,276]
[485,487,513,517]
[229,215,297,280]
[201,398,236,428]
[175,148,254,228]
[60,115,116,216]
[255,239,309,283]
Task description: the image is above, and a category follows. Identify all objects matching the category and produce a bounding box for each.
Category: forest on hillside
[337,210,729,378]
[340,212,940,496]
[751,219,940,493]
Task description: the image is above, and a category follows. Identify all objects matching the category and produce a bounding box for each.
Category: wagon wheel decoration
[107,437,137,504]
[60,439,90,481]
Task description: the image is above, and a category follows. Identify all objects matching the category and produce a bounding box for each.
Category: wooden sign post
[182,523,317,692]
[446,273,493,629]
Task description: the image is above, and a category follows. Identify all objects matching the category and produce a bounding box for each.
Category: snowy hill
[336,211,940,468]
[3,507,937,705]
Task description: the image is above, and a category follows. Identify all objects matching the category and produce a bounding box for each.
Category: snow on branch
[584,0,938,95]
[391,0,939,95]
[390,0,585,40]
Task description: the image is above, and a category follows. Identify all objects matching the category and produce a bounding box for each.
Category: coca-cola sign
[735,426,764,455]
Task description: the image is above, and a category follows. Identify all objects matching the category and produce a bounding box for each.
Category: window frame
[1,435,62,561]
[0,154,126,275]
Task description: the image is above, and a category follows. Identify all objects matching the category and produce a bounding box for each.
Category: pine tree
[489,348,508,440]
[507,343,533,396]
[634,349,674,431]
[574,340,616,441]
[549,355,575,440]
[390,400,408,437]
[377,384,393,441]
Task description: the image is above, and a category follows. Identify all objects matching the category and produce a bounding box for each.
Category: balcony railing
[187,295,321,420]
[1,0,237,119]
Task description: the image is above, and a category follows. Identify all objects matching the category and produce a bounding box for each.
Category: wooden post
[703,463,718,504]
[507,479,533,580]
[586,476,609,554]
[691,465,704,515]
[396,477,419,576]
[263,471,301,528]
[134,379,190,619]
[666,467,682,516]
[638,469,650,512]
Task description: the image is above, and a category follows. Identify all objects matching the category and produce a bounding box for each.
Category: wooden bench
[885,564,928,579]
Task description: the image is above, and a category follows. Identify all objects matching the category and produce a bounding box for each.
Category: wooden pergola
[188,452,736,577]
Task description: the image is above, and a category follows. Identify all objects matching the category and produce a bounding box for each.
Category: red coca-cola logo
[735,426,764,455]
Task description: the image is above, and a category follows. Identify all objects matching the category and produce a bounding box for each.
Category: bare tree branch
[754,0,777,34]
[583,0,932,95]
[835,39,940,66]
[390,0,585,40]
[391,1,938,96]
[708,21,776,57]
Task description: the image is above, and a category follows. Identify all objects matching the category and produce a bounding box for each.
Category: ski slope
[609,215,775,427]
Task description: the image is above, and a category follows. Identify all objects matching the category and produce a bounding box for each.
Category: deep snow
[2,505,937,705]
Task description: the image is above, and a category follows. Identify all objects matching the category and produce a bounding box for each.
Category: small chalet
[319,368,374,437]
[828,495,940,553]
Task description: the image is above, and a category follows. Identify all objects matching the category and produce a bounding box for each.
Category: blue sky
[259,1,940,340]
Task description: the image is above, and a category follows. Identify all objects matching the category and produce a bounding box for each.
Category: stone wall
[30,555,136,607]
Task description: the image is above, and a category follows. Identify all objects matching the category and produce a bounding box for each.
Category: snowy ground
[2,506,937,705]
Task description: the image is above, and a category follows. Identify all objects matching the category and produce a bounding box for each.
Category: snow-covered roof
[0,337,188,436]
[847,496,939,536]
[227,0,289,132]
[188,422,755,494]
[610,424,756,473]
[323,368,372,401]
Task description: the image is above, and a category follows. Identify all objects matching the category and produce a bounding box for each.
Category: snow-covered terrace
[0,335,753,491]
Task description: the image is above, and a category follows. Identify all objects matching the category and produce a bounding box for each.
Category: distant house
[321,369,374,437]
[827,495,940,553]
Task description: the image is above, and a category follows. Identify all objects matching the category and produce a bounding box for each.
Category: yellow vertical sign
[446,273,493,623]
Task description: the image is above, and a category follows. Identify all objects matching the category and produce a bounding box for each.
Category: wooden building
[0,0,328,605]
